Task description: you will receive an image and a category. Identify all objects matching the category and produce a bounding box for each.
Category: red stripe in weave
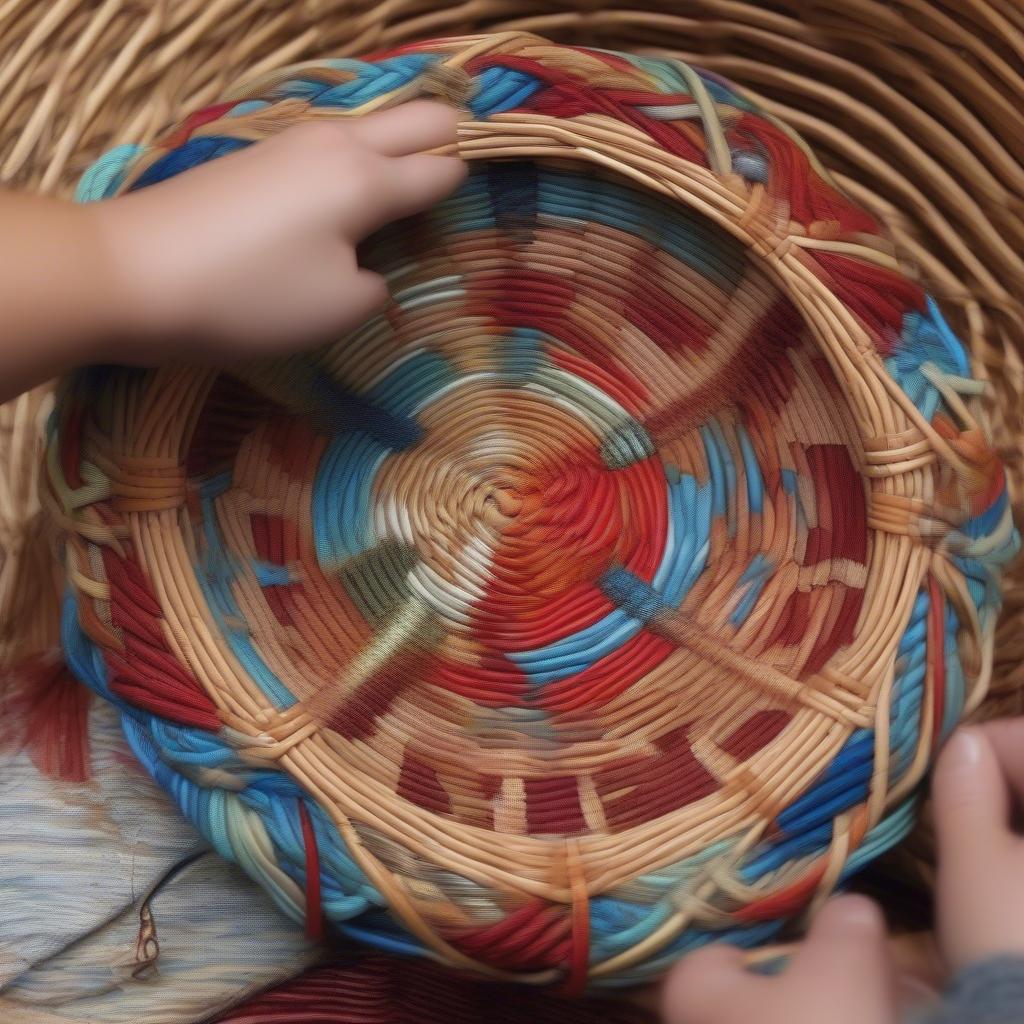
[537,634,674,714]
[734,861,827,922]
[449,899,571,971]
[6,656,92,783]
[803,444,867,565]
[525,776,586,835]
[434,654,529,705]
[972,459,1006,517]
[735,115,879,235]
[560,845,590,997]
[160,101,237,149]
[250,513,300,566]
[462,54,704,163]
[397,752,451,814]
[813,252,926,351]
[594,724,720,830]
[601,88,692,105]
[803,587,864,677]
[548,343,649,417]
[60,406,85,490]
[102,548,221,730]
[298,800,325,942]
[324,650,437,739]
[719,709,792,760]
[213,953,650,1023]
[644,295,801,443]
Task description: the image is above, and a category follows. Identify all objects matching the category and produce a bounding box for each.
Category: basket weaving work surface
[47,34,1017,989]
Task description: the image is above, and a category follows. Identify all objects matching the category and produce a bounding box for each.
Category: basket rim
[48,32,1003,982]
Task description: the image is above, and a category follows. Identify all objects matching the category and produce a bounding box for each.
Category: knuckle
[288,118,352,155]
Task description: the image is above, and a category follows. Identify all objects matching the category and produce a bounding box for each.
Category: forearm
[0,103,464,403]
[0,190,123,403]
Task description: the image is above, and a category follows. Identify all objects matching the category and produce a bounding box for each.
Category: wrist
[79,194,193,365]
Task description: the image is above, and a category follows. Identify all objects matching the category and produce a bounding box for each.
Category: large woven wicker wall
[1,0,1021,714]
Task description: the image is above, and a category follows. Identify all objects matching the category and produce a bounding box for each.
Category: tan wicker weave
[16,19,1013,996]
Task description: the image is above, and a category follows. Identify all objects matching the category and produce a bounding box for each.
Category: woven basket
[1,2,1023,1014]
[44,32,1016,991]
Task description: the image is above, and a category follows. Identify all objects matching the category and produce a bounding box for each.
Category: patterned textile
[0,662,320,1022]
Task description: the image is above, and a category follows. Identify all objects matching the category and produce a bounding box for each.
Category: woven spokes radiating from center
[186,163,867,840]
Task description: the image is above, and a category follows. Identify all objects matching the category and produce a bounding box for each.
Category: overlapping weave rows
[49,33,1018,990]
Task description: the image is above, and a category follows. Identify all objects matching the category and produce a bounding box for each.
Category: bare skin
[932,721,1024,971]
[662,895,898,1024]
[0,99,465,403]
[661,720,1024,1023]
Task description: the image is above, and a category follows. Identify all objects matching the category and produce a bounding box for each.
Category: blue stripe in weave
[509,475,711,682]
[470,66,543,117]
[129,136,250,190]
[486,160,538,231]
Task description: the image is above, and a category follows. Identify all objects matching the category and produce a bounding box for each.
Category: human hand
[932,719,1024,972]
[660,896,897,1024]
[85,99,466,364]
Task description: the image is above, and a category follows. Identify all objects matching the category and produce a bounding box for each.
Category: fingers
[933,727,1011,881]
[977,718,1024,804]
[933,725,1017,972]
[662,904,896,1024]
[347,100,461,157]
[307,265,389,341]
[791,895,891,993]
[346,268,390,321]
[260,109,467,240]
[888,935,942,1022]
[662,943,763,1024]
[383,151,468,218]
[887,930,945,991]
[345,151,467,238]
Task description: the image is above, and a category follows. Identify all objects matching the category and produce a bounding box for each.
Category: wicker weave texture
[45,33,1017,988]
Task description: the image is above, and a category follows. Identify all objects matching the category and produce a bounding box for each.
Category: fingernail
[839,895,883,928]
[946,727,983,768]
[824,893,884,932]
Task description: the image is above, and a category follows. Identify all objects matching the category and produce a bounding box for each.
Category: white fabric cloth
[0,696,321,1023]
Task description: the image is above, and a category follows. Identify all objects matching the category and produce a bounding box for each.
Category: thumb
[933,727,1010,884]
[663,943,765,1023]
[791,895,892,994]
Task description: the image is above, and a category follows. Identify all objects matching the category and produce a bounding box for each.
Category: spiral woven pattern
[49,34,1017,989]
